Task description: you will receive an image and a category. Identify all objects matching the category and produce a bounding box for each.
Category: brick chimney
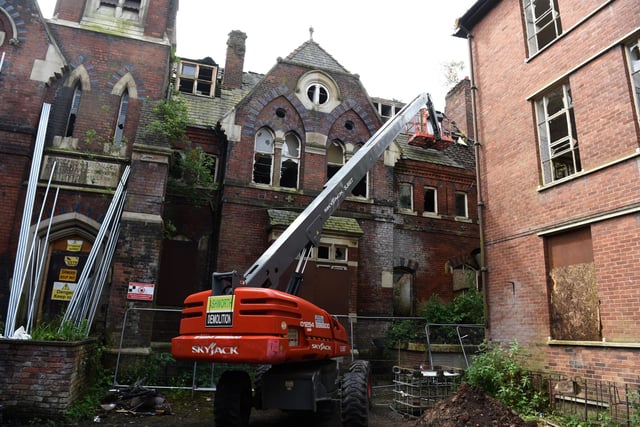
[444,77,474,141]
[223,30,247,90]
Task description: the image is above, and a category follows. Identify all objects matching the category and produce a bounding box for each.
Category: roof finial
[309,26,314,41]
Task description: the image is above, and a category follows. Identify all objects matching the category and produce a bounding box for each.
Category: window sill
[397,208,417,216]
[548,339,640,349]
[538,149,640,192]
[454,216,472,223]
[422,212,440,219]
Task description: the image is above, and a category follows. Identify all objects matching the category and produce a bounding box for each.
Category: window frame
[327,140,345,181]
[314,244,348,263]
[176,60,216,97]
[398,182,414,211]
[279,132,301,189]
[455,191,468,218]
[523,0,562,56]
[306,83,329,106]
[252,127,275,185]
[65,85,82,138]
[535,83,581,184]
[423,186,438,215]
[113,90,129,145]
[626,39,640,125]
[94,0,144,20]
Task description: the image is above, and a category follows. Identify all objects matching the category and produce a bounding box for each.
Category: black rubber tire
[341,360,371,427]
[252,364,271,409]
[214,370,252,427]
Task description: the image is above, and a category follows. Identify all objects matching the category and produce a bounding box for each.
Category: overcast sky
[37,1,476,108]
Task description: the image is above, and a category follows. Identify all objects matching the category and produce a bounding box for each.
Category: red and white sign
[127,282,155,301]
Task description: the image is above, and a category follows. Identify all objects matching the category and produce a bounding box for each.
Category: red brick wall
[0,0,62,316]
[445,77,474,140]
[467,0,640,385]
[53,0,84,22]
[0,339,98,420]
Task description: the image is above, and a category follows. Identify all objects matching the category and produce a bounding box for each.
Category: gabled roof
[282,40,350,75]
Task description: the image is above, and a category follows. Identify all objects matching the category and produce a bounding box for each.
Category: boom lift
[171,93,444,426]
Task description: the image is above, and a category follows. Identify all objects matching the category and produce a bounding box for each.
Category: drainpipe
[462,27,490,333]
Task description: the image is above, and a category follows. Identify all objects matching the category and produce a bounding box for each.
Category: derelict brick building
[455,0,640,387]
[0,0,479,356]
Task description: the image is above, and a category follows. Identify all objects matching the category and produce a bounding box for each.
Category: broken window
[523,0,562,55]
[350,143,368,198]
[327,140,367,197]
[315,244,348,263]
[455,191,468,218]
[536,83,581,184]
[307,83,329,105]
[627,39,640,122]
[98,0,143,19]
[546,227,600,341]
[398,183,413,210]
[327,140,344,180]
[424,187,437,214]
[113,89,129,145]
[253,127,274,185]
[122,0,141,12]
[65,85,82,137]
[177,61,216,97]
[279,133,300,189]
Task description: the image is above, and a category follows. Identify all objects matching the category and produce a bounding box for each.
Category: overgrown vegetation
[147,94,217,206]
[63,346,109,423]
[146,94,191,144]
[167,145,217,205]
[463,341,548,417]
[385,288,484,347]
[31,318,89,341]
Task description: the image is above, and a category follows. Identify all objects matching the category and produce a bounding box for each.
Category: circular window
[344,120,354,131]
[276,108,286,118]
[306,83,329,105]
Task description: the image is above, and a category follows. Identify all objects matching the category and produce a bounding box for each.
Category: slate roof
[182,70,264,128]
[395,133,476,170]
[283,40,350,75]
[268,209,363,236]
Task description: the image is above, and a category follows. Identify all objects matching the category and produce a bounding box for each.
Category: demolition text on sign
[206,295,234,327]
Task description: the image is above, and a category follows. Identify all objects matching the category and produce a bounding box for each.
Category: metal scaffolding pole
[62,165,130,331]
[4,103,51,338]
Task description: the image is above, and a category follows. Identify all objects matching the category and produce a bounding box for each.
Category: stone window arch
[0,7,18,47]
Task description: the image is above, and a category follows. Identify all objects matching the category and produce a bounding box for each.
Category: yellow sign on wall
[52,282,77,301]
[59,269,77,282]
[66,240,83,252]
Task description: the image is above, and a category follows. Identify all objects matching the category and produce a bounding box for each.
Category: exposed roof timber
[453,0,501,38]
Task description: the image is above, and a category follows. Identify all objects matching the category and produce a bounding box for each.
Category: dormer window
[177,61,216,97]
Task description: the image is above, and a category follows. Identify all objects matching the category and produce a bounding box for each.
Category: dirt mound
[415,382,537,427]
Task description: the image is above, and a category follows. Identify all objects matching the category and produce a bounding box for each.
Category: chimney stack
[223,30,247,90]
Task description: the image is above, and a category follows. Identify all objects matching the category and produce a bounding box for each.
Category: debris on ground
[99,380,173,417]
[415,382,538,427]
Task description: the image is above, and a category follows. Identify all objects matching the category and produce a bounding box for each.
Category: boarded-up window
[546,227,600,341]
